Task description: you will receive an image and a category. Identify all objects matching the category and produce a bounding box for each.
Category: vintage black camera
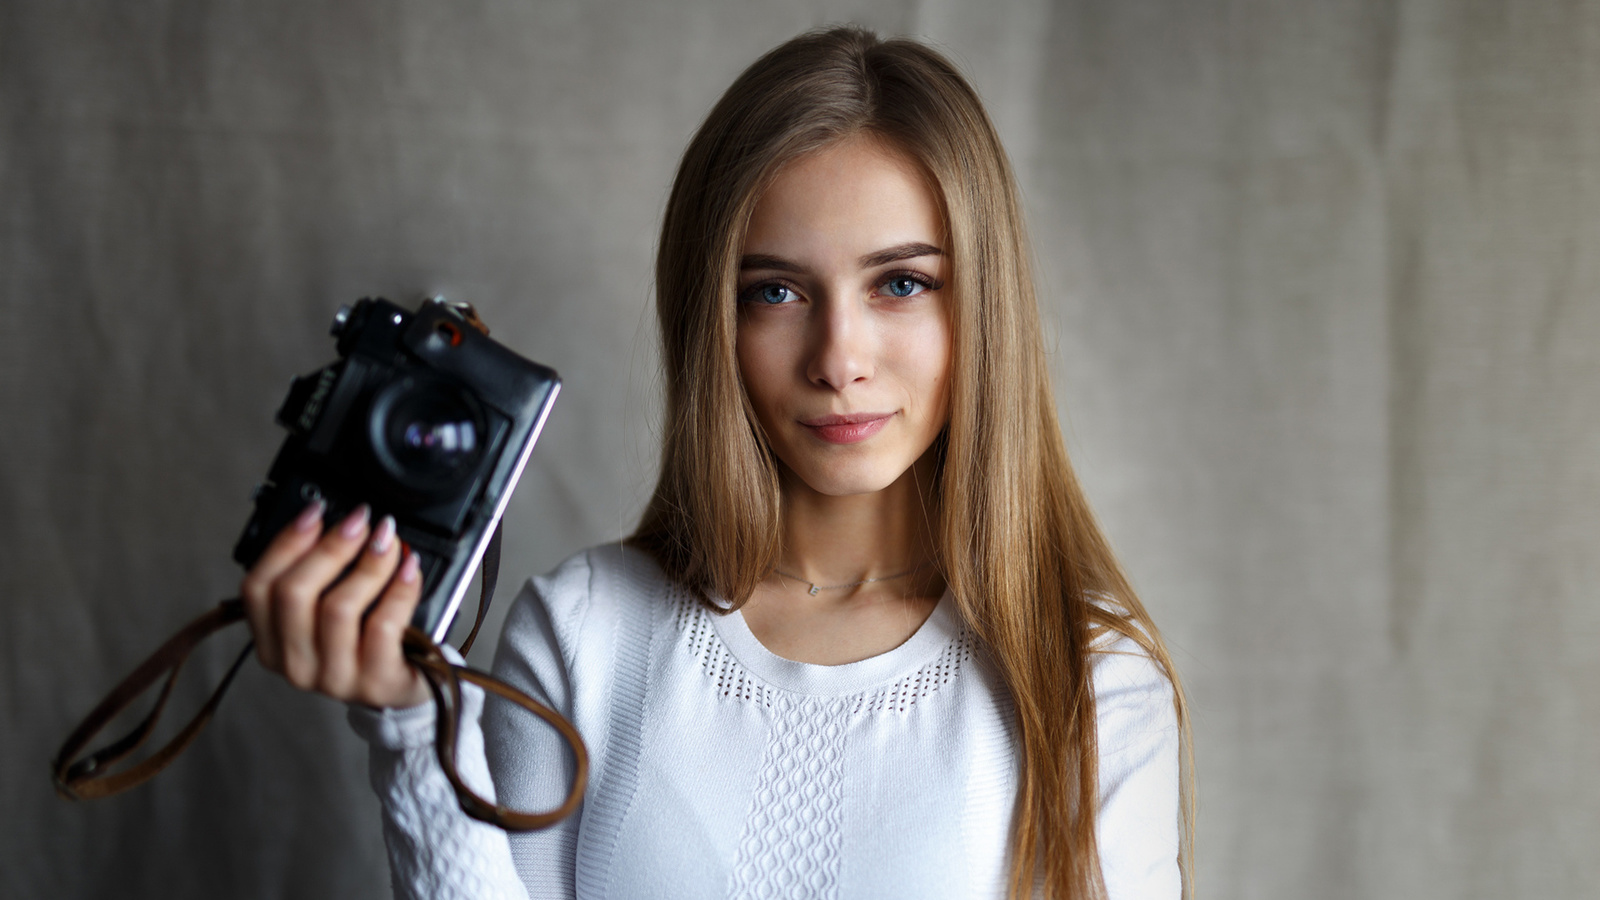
[233,297,559,641]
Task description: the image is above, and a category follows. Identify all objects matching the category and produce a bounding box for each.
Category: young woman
[240,26,1191,900]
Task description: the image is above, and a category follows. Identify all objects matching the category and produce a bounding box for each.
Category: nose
[805,294,873,391]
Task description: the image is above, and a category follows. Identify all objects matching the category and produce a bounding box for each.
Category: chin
[782,458,910,498]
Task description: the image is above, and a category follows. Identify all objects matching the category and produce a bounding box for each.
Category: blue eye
[883,276,927,298]
[741,283,797,305]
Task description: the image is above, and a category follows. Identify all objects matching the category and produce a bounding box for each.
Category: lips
[800,412,894,444]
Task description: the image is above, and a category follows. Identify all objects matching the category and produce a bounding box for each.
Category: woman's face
[736,135,952,498]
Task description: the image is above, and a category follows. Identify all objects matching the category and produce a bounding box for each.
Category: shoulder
[1086,605,1184,898]
[511,541,676,645]
[1086,602,1178,753]
[1091,633,1176,745]
[492,541,677,703]
[525,540,669,602]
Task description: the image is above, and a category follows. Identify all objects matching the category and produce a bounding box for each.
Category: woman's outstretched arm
[238,503,533,899]
[349,661,533,900]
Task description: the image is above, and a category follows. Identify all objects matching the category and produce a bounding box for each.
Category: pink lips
[801,412,894,444]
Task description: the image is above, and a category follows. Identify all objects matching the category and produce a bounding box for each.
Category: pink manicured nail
[369,515,396,554]
[399,549,421,583]
[339,504,371,540]
[294,499,326,532]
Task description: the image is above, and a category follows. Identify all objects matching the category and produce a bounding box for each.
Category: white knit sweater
[349,543,1180,899]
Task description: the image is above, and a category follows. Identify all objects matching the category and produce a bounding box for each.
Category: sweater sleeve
[1092,638,1183,900]
[350,550,595,900]
[346,643,530,900]
[482,557,593,899]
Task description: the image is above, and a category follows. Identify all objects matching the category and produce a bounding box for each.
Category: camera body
[233,297,559,642]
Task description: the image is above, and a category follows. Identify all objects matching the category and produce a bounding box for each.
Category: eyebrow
[859,242,944,268]
[739,242,945,272]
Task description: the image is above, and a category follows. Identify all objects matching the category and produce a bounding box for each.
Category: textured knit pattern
[676,593,975,716]
[376,739,518,900]
[728,697,848,899]
[850,629,972,714]
[351,544,1183,900]
[679,587,779,708]
[351,650,526,900]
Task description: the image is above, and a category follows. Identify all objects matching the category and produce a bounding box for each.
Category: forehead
[742,136,945,257]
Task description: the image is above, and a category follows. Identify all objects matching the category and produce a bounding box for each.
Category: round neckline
[708,591,958,697]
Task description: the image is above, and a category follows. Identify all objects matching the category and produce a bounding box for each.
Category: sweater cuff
[347,697,438,750]
[346,644,482,751]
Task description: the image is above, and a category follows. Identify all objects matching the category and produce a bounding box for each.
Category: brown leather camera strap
[52,599,253,800]
[52,531,587,832]
[403,628,588,829]
[456,524,499,656]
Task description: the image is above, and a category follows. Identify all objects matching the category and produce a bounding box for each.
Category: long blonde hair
[632,26,1192,899]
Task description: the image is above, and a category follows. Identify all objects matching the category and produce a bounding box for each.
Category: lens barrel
[368,376,487,497]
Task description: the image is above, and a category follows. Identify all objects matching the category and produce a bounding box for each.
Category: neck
[777,452,940,585]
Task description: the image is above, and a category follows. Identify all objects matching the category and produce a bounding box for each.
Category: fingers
[239,499,328,673]
[314,515,401,697]
[358,548,429,708]
[236,499,428,708]
[272,504,373,689]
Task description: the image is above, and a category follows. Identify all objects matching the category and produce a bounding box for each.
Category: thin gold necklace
[773,561,929,596]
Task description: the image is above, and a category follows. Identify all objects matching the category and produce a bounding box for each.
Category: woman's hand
[239,500,431,709]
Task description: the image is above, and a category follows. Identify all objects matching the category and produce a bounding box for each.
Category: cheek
[735,320,785,417]
[897,318,953,418]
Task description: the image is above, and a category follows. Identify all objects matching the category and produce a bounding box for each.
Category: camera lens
[391,397,477,470]
[369,377,487,496]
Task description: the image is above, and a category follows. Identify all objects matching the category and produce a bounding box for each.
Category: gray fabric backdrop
[5,1,1597,897]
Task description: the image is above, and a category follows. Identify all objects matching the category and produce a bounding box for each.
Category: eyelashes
[736,269,944,305]
[878,270,942,299]
[741,282,800,305]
